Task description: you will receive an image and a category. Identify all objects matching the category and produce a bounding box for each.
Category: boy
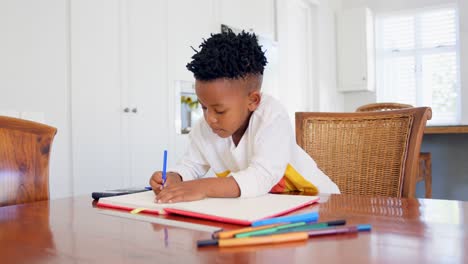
[150,30,339,203]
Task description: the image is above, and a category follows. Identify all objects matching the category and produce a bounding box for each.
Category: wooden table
[425,125,468,134]
[1,194,467,263]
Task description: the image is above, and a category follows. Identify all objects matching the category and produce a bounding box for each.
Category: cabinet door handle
[131,108,138,113]
[362,76,367,81]
[123,107,130,113]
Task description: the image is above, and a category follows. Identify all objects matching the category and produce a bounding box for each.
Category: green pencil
[241,219,346,237]
[235,222,306,238]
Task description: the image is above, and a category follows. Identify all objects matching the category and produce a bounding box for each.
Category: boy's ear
[248,90,261,111]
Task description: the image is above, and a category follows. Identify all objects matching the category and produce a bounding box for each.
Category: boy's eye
[215,110,225,114]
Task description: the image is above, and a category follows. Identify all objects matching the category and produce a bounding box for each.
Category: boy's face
[195,77,261,139]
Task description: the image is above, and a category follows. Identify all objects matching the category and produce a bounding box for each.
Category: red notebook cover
[164,197,319,225]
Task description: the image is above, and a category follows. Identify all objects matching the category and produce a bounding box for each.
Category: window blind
[376,7,460,124]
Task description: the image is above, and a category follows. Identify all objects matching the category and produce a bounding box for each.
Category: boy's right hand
[149,171,183,194]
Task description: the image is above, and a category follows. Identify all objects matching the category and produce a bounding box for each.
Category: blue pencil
[162,150,168,187]
[251,212,319,227]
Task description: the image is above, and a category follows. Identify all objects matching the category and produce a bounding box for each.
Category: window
[375,6,460,124]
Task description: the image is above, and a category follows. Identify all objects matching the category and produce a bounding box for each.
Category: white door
[126,0,169,187]
[71,0,125,195]
[71,0,168,195]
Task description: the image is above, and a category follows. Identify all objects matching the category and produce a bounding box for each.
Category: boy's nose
[206,111,217,124]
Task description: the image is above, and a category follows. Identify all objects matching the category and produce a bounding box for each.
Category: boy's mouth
[211,127,226,135]
[212,128,231,138]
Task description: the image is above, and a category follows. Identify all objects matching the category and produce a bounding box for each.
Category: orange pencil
[198,232,309,247]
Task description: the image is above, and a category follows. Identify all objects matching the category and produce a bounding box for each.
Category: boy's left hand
[156,180,206,203]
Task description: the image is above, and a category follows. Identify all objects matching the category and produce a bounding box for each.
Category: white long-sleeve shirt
[169,94,340,197]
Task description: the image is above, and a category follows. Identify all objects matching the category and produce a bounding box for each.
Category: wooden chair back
[356,102,433,198]
[296,107,432,198]
[0,116,57,206]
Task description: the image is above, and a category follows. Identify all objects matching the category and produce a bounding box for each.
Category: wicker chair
[356,103,432,198]
[296,107,432,198]
[0,116,57,206]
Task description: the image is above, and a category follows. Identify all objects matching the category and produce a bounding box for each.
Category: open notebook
[97,191,319,225]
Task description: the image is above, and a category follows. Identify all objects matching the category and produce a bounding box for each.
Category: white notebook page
[98,191,318,222]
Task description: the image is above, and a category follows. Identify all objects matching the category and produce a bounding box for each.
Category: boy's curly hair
[186,29,267,81]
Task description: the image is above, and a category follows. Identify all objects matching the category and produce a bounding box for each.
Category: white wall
[318,0,344,111]
[0,0,342,199]
[277,0,344,123]
[460,0,468,124]
[0,0,73,199]
[277,0,318,121]
[167,0,218,163]
[340,0,468,121]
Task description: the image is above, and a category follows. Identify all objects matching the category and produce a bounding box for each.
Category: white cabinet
[71,0,168,195]
[70,0,278,195]
[126,0,170,187]
[71,0,125,195]
[337,7,375,92]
